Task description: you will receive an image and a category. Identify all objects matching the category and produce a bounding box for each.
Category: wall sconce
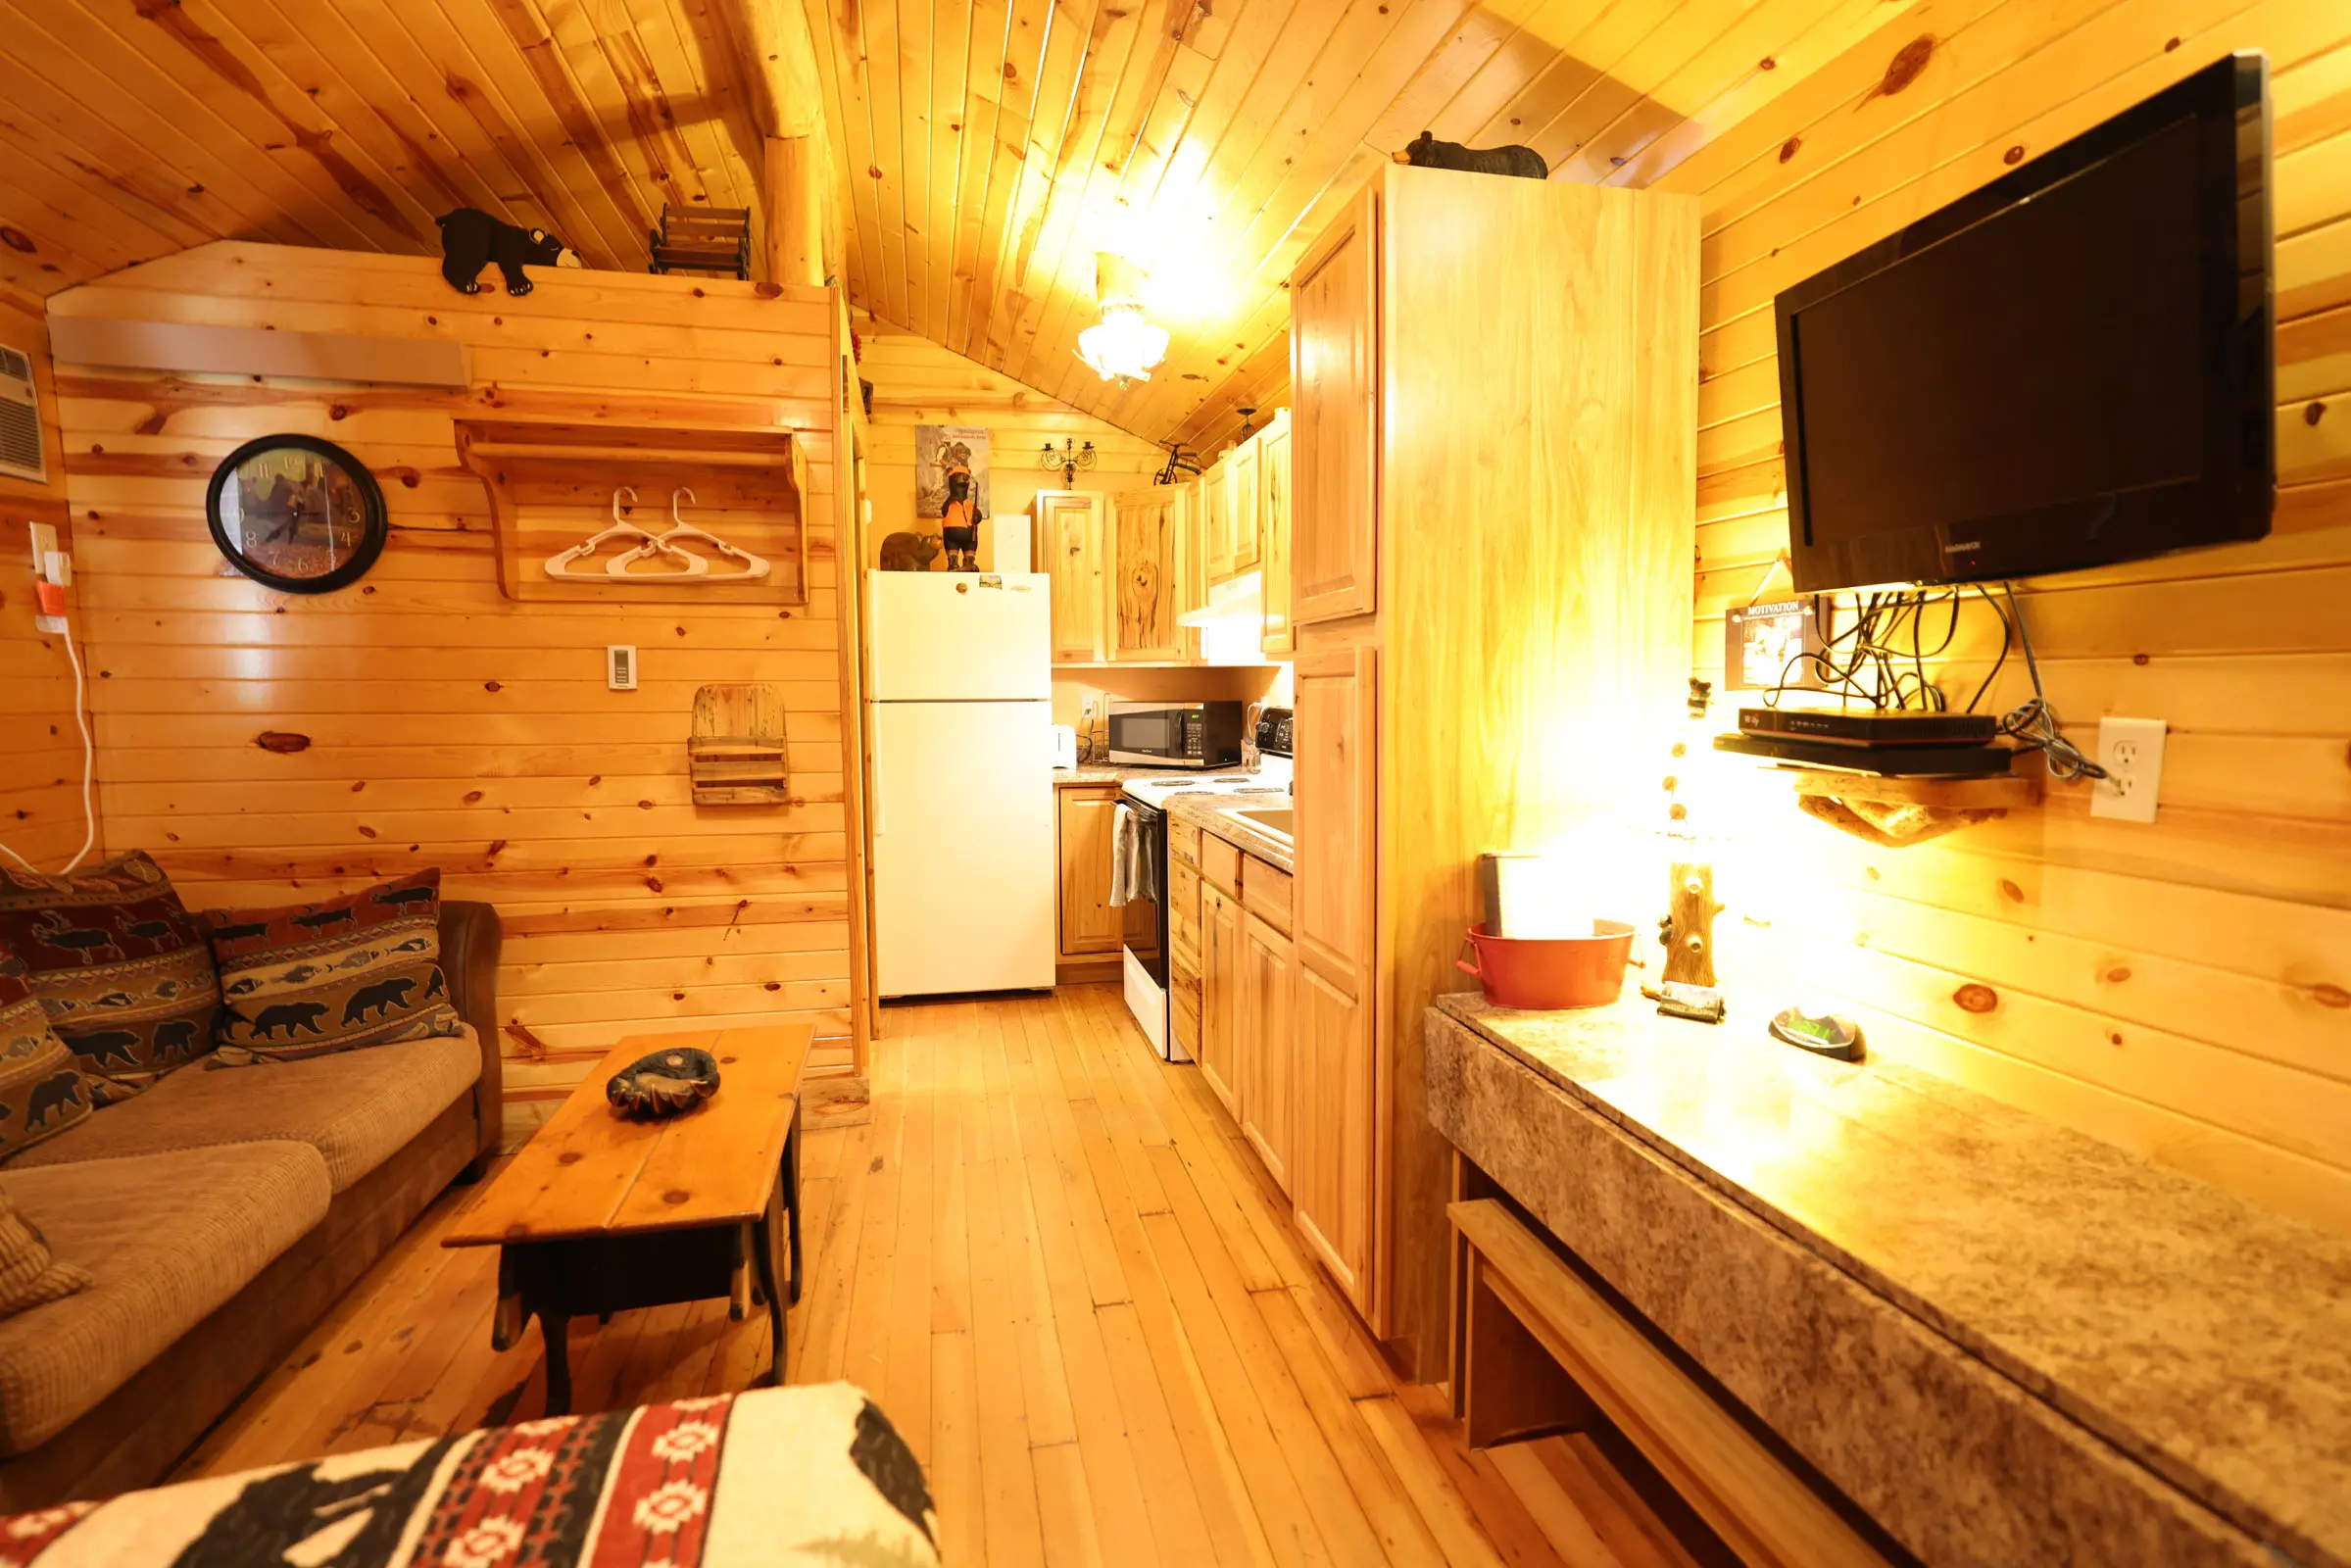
[1077,252,1170,386]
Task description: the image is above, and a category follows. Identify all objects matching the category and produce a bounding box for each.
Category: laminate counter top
[1167,792,1294,873]
[1051,764,1198,788]
[1427,990,2351,1568]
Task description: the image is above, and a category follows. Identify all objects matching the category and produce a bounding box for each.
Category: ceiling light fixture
[1077,252,1169,386]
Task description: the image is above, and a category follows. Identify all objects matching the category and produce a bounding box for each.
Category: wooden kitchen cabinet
[1202,456,1234,582]
[1294,957,1375,1307]
[1294,645,1376,988]
[1228,439,1261,579]
[1237,907,1294,1193]
[1284,165,1697,1365]
[1034,487,1192,665]
[1199,880,1242,1114]
[1290,183,1379,627]
[1033,491,1105,663]
[1108,489,1185,662]
[1055,786,1123,961]
[1258,413,1294,657]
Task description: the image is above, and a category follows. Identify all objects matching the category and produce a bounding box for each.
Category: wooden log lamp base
[445,1024,814,1414]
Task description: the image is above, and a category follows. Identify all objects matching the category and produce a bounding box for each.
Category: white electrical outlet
[607,644,638,692]
[2090,715,2166,823]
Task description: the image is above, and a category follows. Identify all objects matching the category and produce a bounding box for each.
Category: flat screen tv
[1776,53,2274,594]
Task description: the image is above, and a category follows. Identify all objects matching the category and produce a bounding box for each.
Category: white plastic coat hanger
[617,486,769,582]
[545,486,710,578]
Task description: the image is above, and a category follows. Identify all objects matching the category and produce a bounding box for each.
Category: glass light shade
[1077,302,1170,383]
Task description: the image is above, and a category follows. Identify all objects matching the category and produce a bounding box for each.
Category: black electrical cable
[1992,581,2107,781]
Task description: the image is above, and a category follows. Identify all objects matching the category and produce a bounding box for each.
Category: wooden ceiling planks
[0,0,768,310]
[1,0,1898,445]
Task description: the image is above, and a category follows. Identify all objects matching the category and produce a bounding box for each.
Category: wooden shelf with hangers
[454,419,808,605]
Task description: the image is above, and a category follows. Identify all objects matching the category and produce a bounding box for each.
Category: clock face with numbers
[207,434,388,594]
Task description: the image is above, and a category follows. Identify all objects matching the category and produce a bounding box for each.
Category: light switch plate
[2090,715,2165,823]
[607,644,638,692]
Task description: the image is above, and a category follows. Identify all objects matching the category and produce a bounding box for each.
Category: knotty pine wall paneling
[1665,0,2351,1234]
[0,298,100,874]
[46,243,854,1140]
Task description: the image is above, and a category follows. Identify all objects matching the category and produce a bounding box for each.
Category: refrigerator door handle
[872,717,885,835]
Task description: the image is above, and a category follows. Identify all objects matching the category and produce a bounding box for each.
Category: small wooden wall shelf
[455,419,808,605]
[1780,768,2041,811]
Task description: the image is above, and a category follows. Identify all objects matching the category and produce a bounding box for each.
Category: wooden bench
[446,1023,813,1413]
[1449,1193,1891,1568]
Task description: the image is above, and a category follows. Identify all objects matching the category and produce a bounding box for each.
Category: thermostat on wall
[607,645,638,691]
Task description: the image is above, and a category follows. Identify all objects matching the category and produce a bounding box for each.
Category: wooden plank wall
[1666,1,2351,1235]
[0,298,98,873]
[42,243,854,1141]
[852,316,1166,566]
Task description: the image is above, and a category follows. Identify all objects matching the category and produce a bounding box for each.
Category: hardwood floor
[177,986,1696,1567]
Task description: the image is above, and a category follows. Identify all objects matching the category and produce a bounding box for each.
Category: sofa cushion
[0,852,220,1101]
[0,979,94,1163]
[4,1027,482,1194]
[204,870,461,1065]
[0,1190,89,1321]
[0,1143,330,1453]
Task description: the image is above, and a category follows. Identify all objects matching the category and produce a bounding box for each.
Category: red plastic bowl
[1455,920,1639,1010]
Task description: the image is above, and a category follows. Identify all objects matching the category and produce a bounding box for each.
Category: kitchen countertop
[1428,990,2351,1568]
[1051,763,1202,788]
[1168,791,1293,872]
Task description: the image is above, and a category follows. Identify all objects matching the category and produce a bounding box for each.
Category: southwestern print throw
[204,870,461,1065]
[0,978,94,1161]
[0,1383,939,1566]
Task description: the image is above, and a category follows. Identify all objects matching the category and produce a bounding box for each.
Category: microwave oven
[1105,701,1246,768]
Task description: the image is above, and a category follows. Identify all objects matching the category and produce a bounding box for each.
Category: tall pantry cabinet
[1285,165,1697,1374]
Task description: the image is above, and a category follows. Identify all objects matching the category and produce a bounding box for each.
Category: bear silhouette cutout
[1394,130,1547,180]
[151,1018,199,1063]
[436,208,582,297]
[878,532,943,572]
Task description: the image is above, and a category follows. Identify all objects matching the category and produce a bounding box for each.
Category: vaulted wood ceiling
[0,0,770,310]
[804,0,1915,450]
[0,0,1905,451]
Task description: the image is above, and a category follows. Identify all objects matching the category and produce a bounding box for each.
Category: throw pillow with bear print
[203,869,462,1065]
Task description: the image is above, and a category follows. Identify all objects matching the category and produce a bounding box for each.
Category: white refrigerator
[867,571,1056,997]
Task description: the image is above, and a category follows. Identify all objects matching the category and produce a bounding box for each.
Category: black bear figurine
[435,208,582,297]
[1394,131,1548,181]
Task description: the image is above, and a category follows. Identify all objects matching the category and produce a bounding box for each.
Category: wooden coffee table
[445,1023,813,1414]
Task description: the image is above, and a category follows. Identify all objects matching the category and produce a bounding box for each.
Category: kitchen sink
[1223,807,1294,842]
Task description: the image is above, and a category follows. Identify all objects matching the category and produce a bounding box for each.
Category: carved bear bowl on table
[606,1047,722,1121]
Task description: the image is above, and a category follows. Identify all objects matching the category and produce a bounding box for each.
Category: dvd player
[1714,731,2016,777]
[1738,707,1997,747]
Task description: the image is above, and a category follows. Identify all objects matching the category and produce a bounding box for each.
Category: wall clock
[206,434,388,593]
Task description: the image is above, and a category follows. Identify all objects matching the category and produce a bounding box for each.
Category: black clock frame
[205,434,389,594]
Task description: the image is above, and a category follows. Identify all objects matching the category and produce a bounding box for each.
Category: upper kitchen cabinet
[1290,184,1379,627]
[1258,412,1294,658]
[1034,491,1106,664]
[1032,487,1192,665]
[1109,488,1186,662]
[1285,165,1697,1369]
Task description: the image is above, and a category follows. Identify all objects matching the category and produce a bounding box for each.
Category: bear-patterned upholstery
[3,1029,481,1194]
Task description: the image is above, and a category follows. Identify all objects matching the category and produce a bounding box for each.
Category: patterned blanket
[0,1383,937,1567]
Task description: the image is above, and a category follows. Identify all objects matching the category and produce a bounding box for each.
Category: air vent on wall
[0,345,45,485]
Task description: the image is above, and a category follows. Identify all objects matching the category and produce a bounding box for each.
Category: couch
[0,902,503,1508]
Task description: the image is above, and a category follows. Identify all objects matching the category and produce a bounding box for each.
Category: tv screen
[1777,54,2274,593]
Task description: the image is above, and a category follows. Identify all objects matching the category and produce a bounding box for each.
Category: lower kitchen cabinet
[1237,908,1294,1191]
[1199,881,1242,1112]
[1055,786,1122,962]
[1293,959,1375,1312]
